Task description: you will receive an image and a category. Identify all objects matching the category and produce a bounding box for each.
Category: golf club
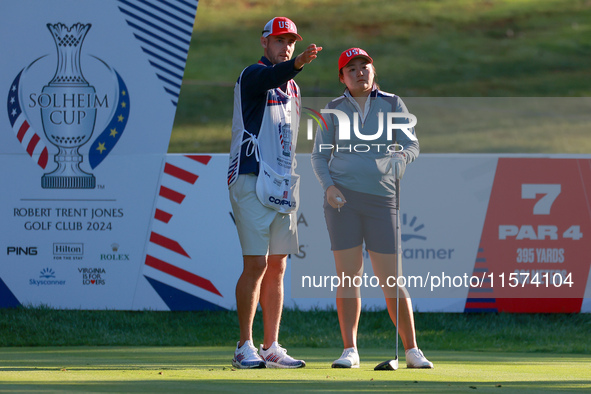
[375,176,401,371]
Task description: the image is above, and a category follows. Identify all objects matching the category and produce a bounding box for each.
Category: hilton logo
[53,242,83,261]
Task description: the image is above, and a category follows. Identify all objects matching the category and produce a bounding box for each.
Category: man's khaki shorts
[229,174,299,256]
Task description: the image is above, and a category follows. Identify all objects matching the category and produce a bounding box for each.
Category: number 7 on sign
[521,184,561,215]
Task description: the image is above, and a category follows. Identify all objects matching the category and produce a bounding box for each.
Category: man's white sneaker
[331,347,360,368]
[259,342,305,368]
[232,340,266,369]
[405,348,433,368]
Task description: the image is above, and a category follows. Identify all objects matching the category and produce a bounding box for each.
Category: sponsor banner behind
[2,153,590,312]
[132,154,234,311]
[146,154,591,313]
[291,154,496,302]
[0,1,198,308]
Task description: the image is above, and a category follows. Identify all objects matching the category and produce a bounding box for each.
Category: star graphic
[11,108,17,117]
[110,128,118,138]
[121,101,126,109]
[96,142,107,154]
[118,114,124,122]
[10,96,15,104]
[121,90,126,96]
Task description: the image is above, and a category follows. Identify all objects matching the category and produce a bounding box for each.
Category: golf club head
[374,357,398,371]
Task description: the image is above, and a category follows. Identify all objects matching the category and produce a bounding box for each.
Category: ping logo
[7,246,38,256]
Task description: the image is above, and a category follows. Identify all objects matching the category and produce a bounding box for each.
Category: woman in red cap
[311,48,433,369]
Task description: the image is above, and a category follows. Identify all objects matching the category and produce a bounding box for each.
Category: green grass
[169,0,591,154]
[0,347,589,393]
[1,307,590,354]
[1,308,589,391]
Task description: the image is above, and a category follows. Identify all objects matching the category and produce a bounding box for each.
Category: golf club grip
[396,178,401,254]
[395,178,400,211]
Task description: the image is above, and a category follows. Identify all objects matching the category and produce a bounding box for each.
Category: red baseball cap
[262,17,302,41]
[338,48,373,71]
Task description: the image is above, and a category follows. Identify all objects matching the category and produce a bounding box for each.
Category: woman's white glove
[386,152,407,180]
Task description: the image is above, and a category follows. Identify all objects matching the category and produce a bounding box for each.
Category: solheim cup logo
[42,23,96,188]
[6,22,130,189]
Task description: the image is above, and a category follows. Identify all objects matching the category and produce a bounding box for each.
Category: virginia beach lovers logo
[6,23,130,189]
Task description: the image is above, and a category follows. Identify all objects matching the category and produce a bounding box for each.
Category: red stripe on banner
[17,121,29,142]
[154,209,172,223]
[465,302,497,310]
[150,231,189,257]
[26,134,40,156]
[164,163,198,184]
[159,186,185,203]
[495,298,582,313]
[38,148,49,169]
[145,254,222,296]
[186,155,211,165]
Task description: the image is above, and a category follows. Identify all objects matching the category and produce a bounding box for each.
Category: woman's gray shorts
[323,185,397,254]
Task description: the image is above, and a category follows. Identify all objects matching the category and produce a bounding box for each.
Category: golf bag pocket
[256,160,299,214]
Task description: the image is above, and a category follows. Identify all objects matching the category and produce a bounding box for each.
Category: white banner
[0,0,198,309]
[2,152,590,312]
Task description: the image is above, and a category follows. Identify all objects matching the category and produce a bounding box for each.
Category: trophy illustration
[41,23,96,189]
[281,123,291,157]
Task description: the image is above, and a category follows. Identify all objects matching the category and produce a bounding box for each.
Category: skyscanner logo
[402,214,427,242]
[401,214,455,261]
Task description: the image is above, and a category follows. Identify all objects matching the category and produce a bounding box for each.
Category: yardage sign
[466,158,591,312]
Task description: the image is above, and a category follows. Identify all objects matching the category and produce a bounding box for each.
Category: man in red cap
[228,17,321,369]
